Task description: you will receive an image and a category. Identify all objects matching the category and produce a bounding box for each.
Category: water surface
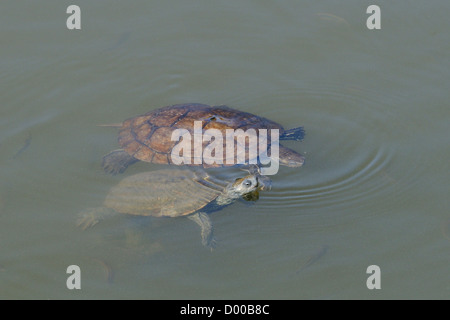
[0,1,449,299]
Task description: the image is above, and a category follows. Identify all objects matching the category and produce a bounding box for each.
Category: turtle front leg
[187,212,216,249]
[77,207,117,230]
[102,149,139,175]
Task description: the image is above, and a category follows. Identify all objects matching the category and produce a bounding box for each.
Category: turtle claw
[77,212,99,231]
[103,164,125,175]
[76,207,116,230]
[102,161,123,175]
[188,212,217,250]
[102,149,138,175]
[202,234,217,250]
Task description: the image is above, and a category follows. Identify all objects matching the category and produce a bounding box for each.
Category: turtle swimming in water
[102,103,305,174]
[77,168,269,248]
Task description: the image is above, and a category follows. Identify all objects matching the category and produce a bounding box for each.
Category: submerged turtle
[102,103,305,174]
[77,168,268,248]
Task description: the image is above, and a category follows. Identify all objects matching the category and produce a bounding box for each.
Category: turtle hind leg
[76,207,117,231]
[280,126,305,141]
[188,212,216,249]
[102,149,139,175]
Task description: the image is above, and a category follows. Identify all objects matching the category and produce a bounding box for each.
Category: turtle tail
[280,126,305,141]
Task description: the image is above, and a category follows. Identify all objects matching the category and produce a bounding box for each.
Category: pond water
[0,1,448,299]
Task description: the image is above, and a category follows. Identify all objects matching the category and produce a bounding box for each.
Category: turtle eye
[243,179,252,187]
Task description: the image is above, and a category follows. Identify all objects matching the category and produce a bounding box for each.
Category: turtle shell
[104,169,223,217]
[117,103,285,167]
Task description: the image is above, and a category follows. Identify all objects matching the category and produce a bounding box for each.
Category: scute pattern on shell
[104,169,222,217]
[118,103,285,167]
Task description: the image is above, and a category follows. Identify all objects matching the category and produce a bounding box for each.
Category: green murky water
[0,1,448,299]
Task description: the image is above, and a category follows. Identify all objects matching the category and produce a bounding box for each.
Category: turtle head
[218,175,258,203]
[232,175,259,195]
[241,165,272,191]
[218,173,270,206]
[217,175,259,206]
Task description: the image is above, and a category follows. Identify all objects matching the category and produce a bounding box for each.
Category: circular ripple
[231,83,428,227]
[263,145,394,209]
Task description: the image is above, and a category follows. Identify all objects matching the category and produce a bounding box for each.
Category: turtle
[77,168,269,248]
[102,103,305,174]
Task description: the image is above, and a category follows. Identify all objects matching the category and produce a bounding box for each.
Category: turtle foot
[102,149,139,175]
[77,207,116,230]
[77,210,101,231]
[202,234,217,250]
[188,212,217,250]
